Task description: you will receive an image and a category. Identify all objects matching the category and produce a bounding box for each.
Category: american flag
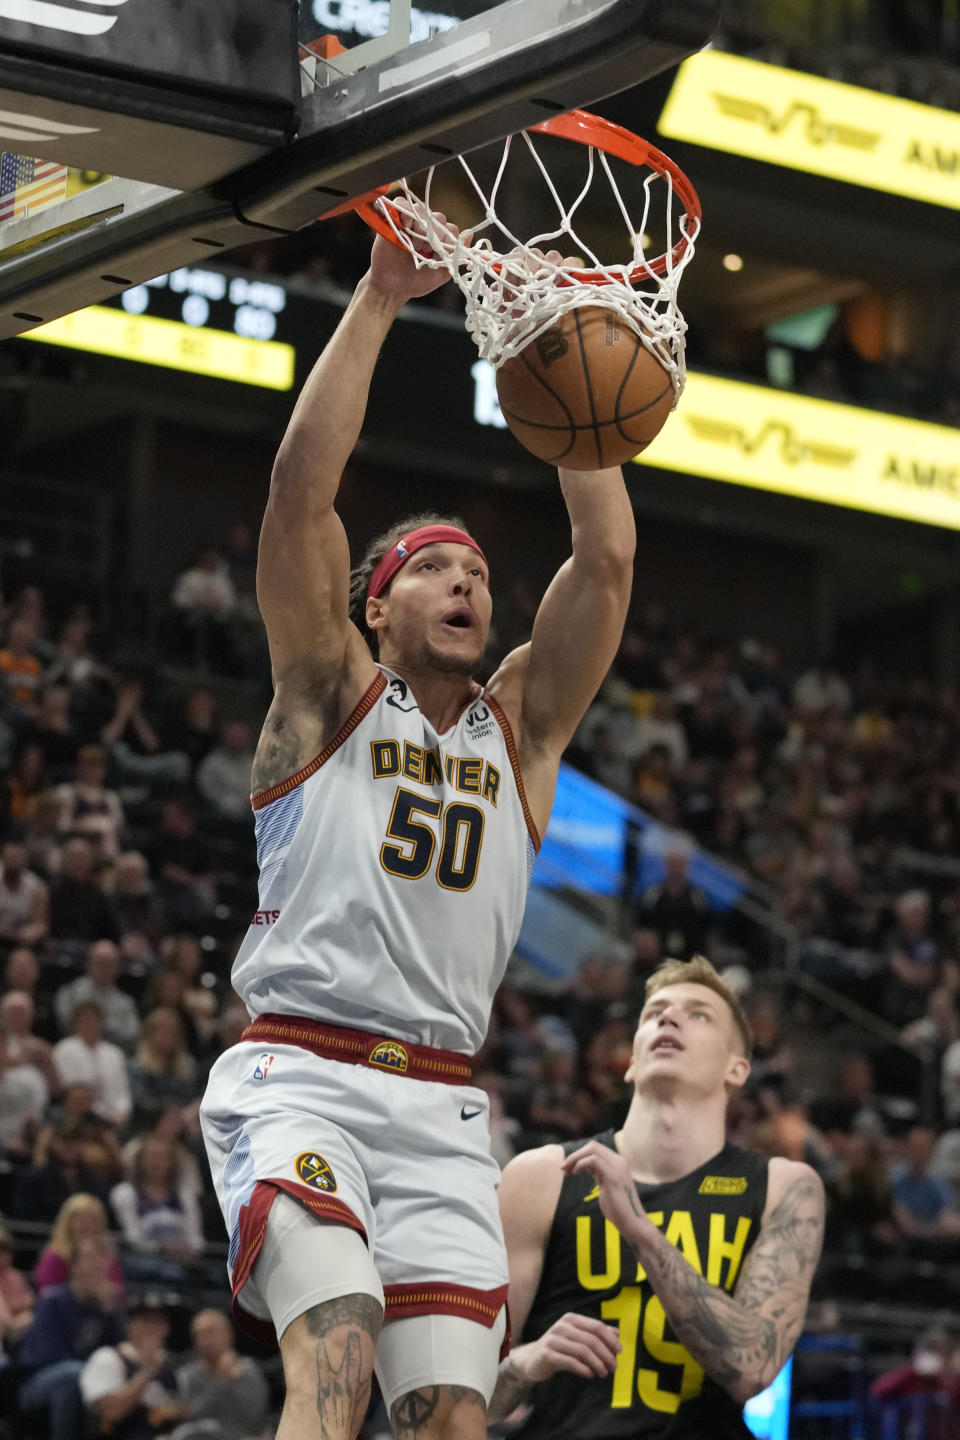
[0,154,68,225]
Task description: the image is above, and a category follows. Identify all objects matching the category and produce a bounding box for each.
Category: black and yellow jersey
[511,1130,769,1440]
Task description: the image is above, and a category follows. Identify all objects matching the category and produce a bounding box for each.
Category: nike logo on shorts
[460,1106,483,1120]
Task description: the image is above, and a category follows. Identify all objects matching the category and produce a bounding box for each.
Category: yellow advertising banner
[659,50,960,210]
[638,372,960,532]
[23,305,295,391]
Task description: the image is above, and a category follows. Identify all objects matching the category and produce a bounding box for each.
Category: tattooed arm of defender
[635,1160,824,1403]
[564,1144,825,1406]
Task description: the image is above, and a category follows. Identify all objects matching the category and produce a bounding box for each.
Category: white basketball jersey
[231,668,538,1054]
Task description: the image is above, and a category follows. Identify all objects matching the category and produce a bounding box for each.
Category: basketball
[495,306,675,470]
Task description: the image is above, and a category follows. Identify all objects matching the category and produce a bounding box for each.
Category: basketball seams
[498,381,672,432]
[616,378,674,447]
[509,345,578,462]
[496,305,673,468]
[572,307,604,469]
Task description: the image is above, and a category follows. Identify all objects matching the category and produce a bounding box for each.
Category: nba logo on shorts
[252,1053,275,1080]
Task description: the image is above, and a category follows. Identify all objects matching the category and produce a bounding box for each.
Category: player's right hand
[368,198,457,301]
[515,1311,622,1383]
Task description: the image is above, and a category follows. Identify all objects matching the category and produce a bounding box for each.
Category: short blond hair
[644,955,753,1059]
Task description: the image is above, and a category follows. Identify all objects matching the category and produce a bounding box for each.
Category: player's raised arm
[257,212,452,692]
[518,464,635,757]
[563,1143,825,1406]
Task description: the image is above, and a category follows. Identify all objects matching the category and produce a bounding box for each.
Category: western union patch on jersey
[295,1151,338,1192]
[699,1175,748,1195]
[369,1040,409,1072]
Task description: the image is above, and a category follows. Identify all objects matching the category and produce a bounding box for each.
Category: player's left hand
[562,1140,648,1239]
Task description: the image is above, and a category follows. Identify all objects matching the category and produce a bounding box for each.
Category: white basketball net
[372,127,701,401]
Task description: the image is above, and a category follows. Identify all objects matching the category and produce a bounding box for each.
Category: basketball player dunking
[491,957,825,1440]
[199,207,637,1440]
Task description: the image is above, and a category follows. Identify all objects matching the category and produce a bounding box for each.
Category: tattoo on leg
[446,1385,484,1408]
[304,1293,382,1440]
[391,1385,484,1437]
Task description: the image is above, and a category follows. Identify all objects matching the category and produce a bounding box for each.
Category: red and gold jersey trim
[252,671,387,810]
[242,1013,474,1084]
[484,693,541,851]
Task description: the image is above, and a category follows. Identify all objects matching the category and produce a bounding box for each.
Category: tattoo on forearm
[305,1293,381,1440]
[391,1385,484,1437]
[623,1184,642,1218]
[488,1354,532,1423]
[641,1174,824,1394]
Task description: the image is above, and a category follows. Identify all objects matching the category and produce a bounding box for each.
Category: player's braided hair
[348,511,470,652]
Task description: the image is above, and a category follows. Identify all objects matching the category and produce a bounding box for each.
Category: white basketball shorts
[199,1029,509,1347]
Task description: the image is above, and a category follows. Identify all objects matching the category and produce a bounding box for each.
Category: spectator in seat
[792,661,852,715]
[176,1308,270,1440]
[883,889,946,1026]
[0,1023,48,1159]
[826,1133,900,1256]
[33,1191,126,1298]
[49,837,120,946]
[55,744,125,861]
[109,850,168,950]
[170,547,237,672]
[44,609,112,699]
[110,1134,205,1285]
[195,718,256,822]
[4,944,57,1040]
[36,1080,126,1189]
[10,1123,112,1223]
[0,1221,35,1346]
[5,585,51,658]
[165,933,217,1049]
[129,1007,200,1132]
[0,987,59,1099]
[20,787,65,880]
[101,677,191,789]
[17,685,80,784]
[142,966,203,1058]
[163,687,219,776]
[633,742,677,821]
[902,984,960,1058]
[80,1293,184,1440]
[55,937,140,1053]
[870,1327,960,1440]
[631,691,688,768]
[0,839,49,950]
[122,1105,205,1219]
[18,1233,126,1440]
[144,797,216,933]
[634,842,711,960]
[2,741,48,829]
[0,616,45,714]
[892,1126,960,1241]
[53,998,132,1129]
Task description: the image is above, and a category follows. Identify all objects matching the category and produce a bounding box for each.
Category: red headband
[366,525,489,600]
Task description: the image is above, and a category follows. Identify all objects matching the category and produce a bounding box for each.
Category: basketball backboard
[0,0,720,339]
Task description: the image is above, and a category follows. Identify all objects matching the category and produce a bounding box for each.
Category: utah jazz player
[493,957,824,1440]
